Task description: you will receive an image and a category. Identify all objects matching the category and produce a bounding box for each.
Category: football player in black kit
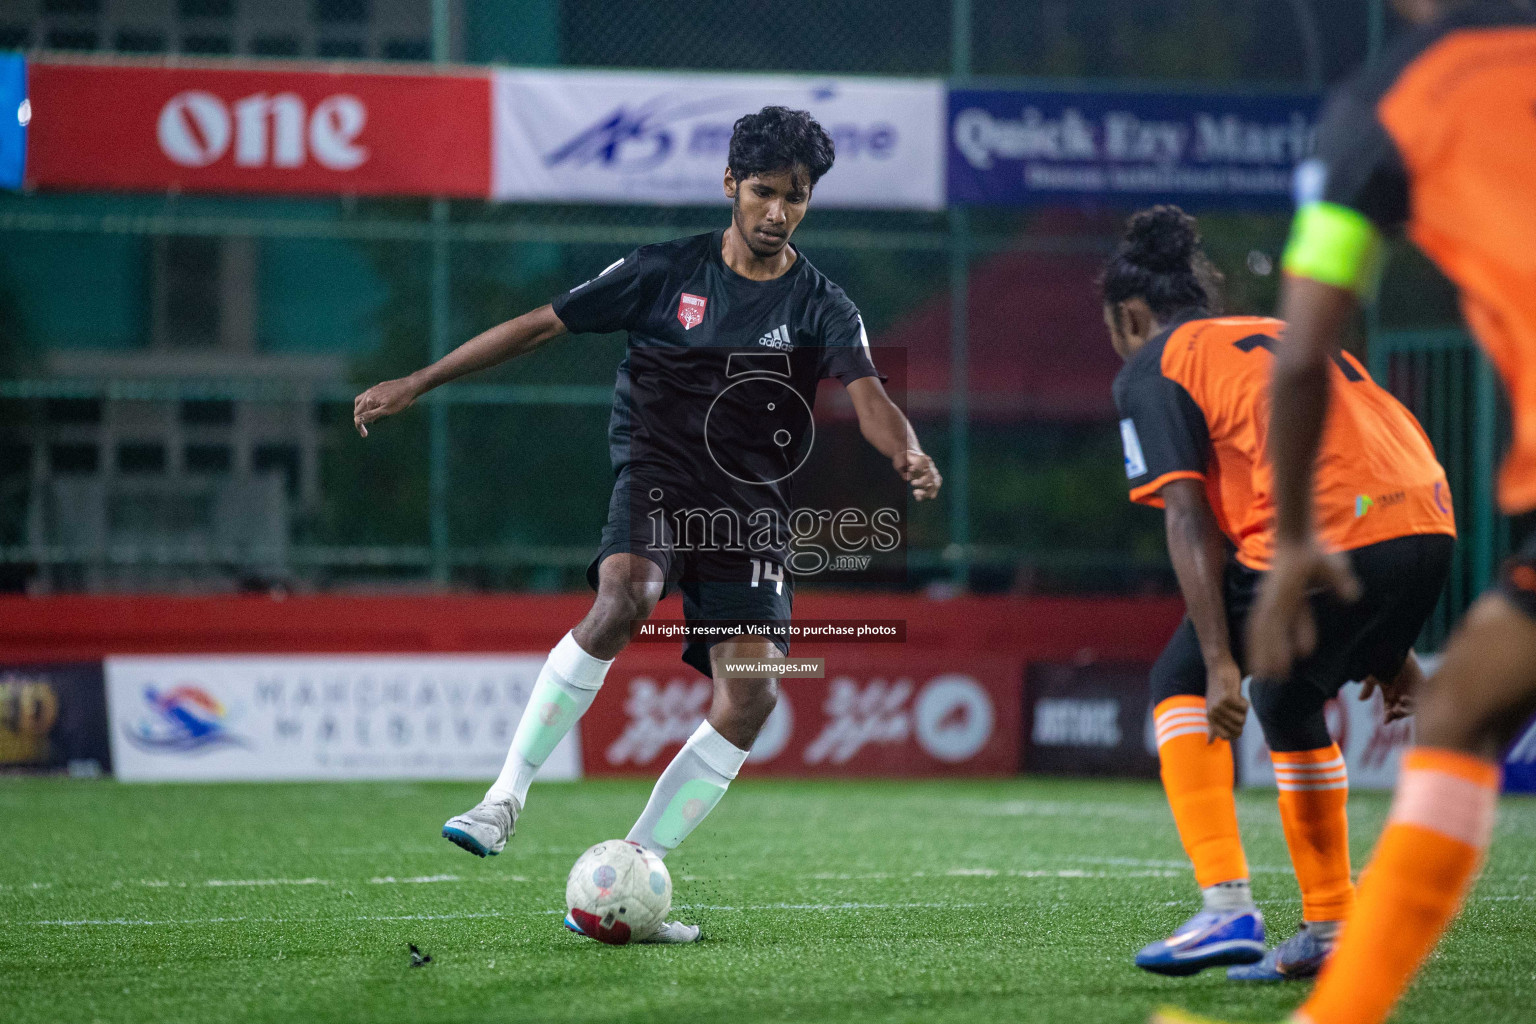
[354,106,940,943]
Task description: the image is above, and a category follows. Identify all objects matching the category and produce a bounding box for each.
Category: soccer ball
[565,840,672,945]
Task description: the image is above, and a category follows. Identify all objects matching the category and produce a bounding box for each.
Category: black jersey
[551,229,881,523]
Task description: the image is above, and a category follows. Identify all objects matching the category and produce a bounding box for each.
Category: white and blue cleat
[1134,909,1266,977]
[564,912,701,945]
[1226,923,1332,981]
[441,797,517,858]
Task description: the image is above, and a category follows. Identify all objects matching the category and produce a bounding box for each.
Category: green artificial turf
[2,776,1533,1023]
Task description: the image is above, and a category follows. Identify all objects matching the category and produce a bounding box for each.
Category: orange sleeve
[1129,470,1207,508]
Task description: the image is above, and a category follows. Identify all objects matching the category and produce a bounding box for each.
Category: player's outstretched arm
[845,376,941,501]
[1248,276,1363,677]
[1160,478,1247,740]
[353,304,568,437]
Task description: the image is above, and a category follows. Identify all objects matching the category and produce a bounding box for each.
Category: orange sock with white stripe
[1272,744,1353,923]
[1296,748,1500,1024]
[1153,696,1249,891]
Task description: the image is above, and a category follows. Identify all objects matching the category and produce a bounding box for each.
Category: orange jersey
[1306,3,1536,512]
[1114,312,1456,569]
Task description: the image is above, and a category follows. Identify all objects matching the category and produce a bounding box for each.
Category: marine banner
[948,87,1319,210]
[492,69,946,209]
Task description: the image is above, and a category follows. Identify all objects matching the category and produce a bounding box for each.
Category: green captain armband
[1281,201,1385,300]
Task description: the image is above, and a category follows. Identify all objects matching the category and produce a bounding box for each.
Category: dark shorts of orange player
[1151,533,1454,751]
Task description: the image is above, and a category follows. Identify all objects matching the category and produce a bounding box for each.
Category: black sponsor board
[1023,661,1159,778]
[0,662,111,775]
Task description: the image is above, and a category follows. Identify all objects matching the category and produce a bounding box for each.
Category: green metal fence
[1369,328,1508,647]
[0,1,1427,597]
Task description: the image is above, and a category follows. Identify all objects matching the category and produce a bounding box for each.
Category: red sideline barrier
[0,593,1182,663]
[0,593,1182,777]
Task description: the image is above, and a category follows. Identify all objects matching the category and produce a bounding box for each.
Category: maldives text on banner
[492,69,946,210]
[948,88,1319,210]
[0,53,24,190]
[104,655,581,782]
[24,60,491,198]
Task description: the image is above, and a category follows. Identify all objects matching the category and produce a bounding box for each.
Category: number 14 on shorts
[750,558,785,594]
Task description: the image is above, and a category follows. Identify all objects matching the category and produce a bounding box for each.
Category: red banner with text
[26,61,492,198]
[580,648,1024,777]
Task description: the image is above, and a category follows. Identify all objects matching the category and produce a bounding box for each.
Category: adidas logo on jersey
[757,324,793,351]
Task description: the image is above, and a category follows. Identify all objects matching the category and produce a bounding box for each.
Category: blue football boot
[1134,908,1267,976]
[1226,922,1333,981]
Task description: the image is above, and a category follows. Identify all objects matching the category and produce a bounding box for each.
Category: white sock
[1305,918,1342,942]
[1202,879,1255,913]
[486,631,613,807]
[626,720,748,858]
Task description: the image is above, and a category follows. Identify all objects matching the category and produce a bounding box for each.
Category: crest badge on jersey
[1119,418,1147,479]
[677,293,707,330]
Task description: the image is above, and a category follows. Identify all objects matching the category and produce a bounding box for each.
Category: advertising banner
[1503,717,1536,794]
[1236,656,1536,795]
[0,54,25,190]
[1239,681,1411,791]
[581,650,1021,776]
[104,655,580,782]
[1024,660,1160,778]
[492,69,946,209]
[948,88,1318,210]
[0,662,111,775]
[26,61,491,197]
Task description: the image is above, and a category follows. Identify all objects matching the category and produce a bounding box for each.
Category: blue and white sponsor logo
[1504,720,1536,794]
[123,684,247,754]
[493,71,945,210]
[1120,418,1147,479]
[543,95,740,173]
[1292,157,1328,206]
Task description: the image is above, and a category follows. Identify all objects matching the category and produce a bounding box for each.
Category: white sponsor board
[105,655,580,783]
[1238,680,1412,791]
[491,69,945,209]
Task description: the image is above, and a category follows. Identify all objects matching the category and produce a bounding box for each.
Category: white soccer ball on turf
[565,840,672,944]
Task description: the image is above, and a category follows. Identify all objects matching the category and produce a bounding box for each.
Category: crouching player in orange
[1104,206,1456,981]
[1162,2,1536,1024]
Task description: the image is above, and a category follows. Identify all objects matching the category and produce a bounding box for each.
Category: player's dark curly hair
[727,106,836,191]
[1100,205,1224,319]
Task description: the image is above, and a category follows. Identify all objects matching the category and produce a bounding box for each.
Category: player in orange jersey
[1105,207,1455,981]
[1156,2,1536,1024]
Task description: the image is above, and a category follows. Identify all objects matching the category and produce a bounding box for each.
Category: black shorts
[1151,532,1456,705]
[586,466,793,678]
[1499,530,1536,622]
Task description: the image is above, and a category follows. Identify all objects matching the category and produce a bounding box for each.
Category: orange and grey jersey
[1285,1,1536,512]
[1114,311,1455,570]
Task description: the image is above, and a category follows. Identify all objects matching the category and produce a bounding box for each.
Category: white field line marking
[30,905,966,928]
[30,911,517,927]
[29,890,1535,929]
[964,800,1169,822]
[673,902,984,912]
[1064,855,1298,875]
[369,875,461,884]
[944,867,1183,879]
[203,878,331,887]
[810,873,893,880]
